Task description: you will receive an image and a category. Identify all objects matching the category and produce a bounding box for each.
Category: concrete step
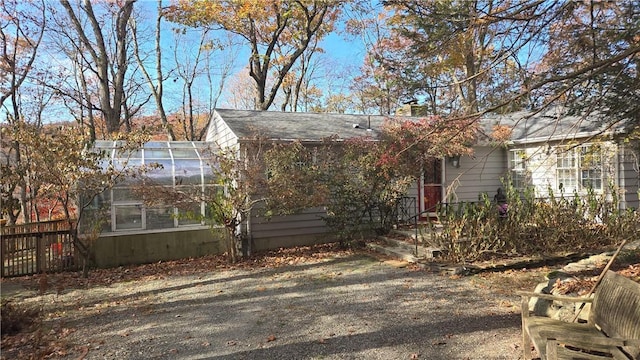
[377,236,445,259]
[390,226,443,244]
[367,239,453,273]
[366,242,420,264]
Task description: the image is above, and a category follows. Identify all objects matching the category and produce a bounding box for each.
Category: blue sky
[133,1,368,112]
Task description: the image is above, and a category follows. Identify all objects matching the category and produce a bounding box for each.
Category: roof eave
[509,129,620,146]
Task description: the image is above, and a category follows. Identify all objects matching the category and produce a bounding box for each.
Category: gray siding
[619,145,640,209]
[444,146,507,202]
[248,207,333,251]
[403,183,420,219]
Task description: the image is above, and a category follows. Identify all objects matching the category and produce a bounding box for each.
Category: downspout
[617,145,626,210]
[441,156,446,205]
[245,207,252,256]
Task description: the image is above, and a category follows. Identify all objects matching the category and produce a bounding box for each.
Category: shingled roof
[213,107,628,146]
[481,107,627,144]
[213,109,390,141]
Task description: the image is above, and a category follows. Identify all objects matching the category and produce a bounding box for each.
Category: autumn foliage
[166,0,342,111]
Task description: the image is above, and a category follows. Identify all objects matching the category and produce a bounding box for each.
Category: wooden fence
[1,219,78,277]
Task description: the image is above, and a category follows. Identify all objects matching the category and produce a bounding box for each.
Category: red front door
[422,158,442,215]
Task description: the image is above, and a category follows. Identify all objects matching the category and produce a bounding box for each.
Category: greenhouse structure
[85,141,225,268]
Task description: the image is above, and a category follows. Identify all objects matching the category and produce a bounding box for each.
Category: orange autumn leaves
[377,115,478,172]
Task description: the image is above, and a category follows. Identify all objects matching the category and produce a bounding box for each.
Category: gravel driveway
[12,253,525,360]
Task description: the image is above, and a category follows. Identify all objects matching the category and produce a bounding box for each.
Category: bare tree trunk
[131,0,175,140]
[247,3,331,110]
[60,0,135,134]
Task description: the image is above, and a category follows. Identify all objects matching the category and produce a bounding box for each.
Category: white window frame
[579,145,603,192]
[556,147,578,193]
[112,202,145,231]
[509,149,527,189]
[555,144,604,194]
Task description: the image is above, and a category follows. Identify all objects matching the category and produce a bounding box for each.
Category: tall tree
[377,0,548,115]
[347,2,411,115]
[59,0,136,134]
[222,66,258,110]
[376,0,640,129]
[0,0,47,224]
[279,39,328,112]
[166,0,341,111]
[130,0,176,140]
[0,0,46,113]
[532,1,640,129]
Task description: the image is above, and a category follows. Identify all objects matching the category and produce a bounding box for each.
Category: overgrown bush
[1,299,39,336]
[429,183,639,262]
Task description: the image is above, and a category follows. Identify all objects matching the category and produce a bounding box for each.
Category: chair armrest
[544,335,640,360]
[518,291,593,319]
[545,339,630,360]
[541,331,640,347]
[516,291,593,303]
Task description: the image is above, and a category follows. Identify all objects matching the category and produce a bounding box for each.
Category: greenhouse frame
[89,140,215,233]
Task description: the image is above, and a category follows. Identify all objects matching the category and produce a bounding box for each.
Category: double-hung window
[509,149,527,189]
[555,144,603,193]
[579,145,603,191]
[556,147,577,193]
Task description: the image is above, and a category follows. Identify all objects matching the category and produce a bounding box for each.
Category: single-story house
[206,107,639,251]
[205,109,391,251]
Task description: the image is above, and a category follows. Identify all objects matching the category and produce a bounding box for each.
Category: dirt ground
[4,244,636,360]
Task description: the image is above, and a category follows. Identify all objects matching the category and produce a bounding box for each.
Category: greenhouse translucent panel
[175,159,202,185]
[82,189,111,210]
[178,202,202,226]
[202,165,214,183]
[113,187,139,202]
[82,207,112,233]
[194,143,214,155]
[144,141,168,148]
[93,140,115,148]
[144,159,174,185]
[171,148,198,159]
[85,141,221,233]
[146,206,175,229]
[144,148,171,159]
[113,158,142,170]
[115,205,143,230]
[116,147,142,159]
[98,158,112,171]
[170,141,194,147]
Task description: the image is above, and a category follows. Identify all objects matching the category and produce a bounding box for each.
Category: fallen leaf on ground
[76,345,89,360]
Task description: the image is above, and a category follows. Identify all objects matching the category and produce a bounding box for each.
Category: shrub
[429,183,638,262]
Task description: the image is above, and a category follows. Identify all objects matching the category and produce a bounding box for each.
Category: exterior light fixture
[449,155,461,168]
